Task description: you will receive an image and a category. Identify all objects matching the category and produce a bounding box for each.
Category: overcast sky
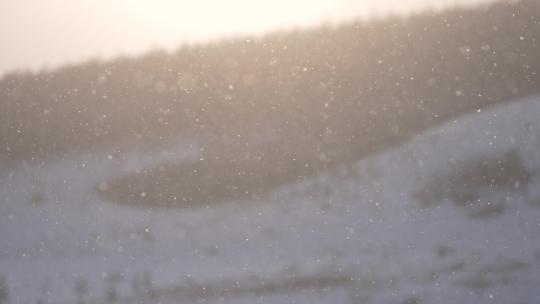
[0,0,495,76]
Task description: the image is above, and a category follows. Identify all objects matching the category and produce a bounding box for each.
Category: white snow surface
[1,96,540,303]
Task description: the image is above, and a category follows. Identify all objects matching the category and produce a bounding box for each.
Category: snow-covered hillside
[1,96,539,304]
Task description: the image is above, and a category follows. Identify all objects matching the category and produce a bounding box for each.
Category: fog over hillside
[2,0,539,206]
[0,0,539,303]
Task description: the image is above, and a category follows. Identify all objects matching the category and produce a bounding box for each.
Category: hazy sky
[0,0,495,76]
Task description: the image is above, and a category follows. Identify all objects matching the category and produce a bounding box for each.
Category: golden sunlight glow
[0,0,495,75]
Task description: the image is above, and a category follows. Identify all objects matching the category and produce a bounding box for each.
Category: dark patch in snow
[415,149,532,218]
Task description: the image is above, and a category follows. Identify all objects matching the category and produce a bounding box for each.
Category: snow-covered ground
[1,96,540,304]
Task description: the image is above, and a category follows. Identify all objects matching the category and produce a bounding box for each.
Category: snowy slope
[1,95,540,304]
